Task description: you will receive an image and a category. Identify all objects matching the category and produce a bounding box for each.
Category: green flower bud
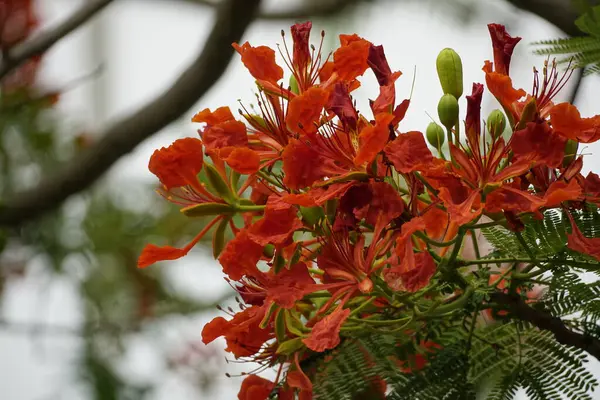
[563,139,579,167]
[437,94,459,130]
[436,48,463,98]
[426,122,445,148]
[487,109,507,139]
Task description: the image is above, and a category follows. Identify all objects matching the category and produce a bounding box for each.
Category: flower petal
[148,138,204,189]
[354,113,394,165]
[303,305,350,352]
[238,375,274,400]
[233,42,283,84]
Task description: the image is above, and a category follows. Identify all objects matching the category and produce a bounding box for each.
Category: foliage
[533,4,600,74]
[138,16,600,400]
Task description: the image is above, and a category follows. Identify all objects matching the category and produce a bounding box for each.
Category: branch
[0,0,262,227]
[490,292,600,361]
[0,0,113,80]
[503,0,581,36]
[182,0,362,20]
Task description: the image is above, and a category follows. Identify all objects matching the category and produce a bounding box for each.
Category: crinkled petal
[384,131,437,173]
[354,113,394,165]
[148,138,204,189]
[286,87,329,135]
[238,375,274,400]
[233,42,283,84]
[303,305,350,352]
[223,147,261,174]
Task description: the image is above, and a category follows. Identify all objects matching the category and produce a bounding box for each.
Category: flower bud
[426,122,445,148]
[436,48,463,98]
[437,94,459,130]
[563,139,578,167]
[486,109,507,139]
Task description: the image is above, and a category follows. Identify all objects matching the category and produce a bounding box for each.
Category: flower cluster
[139,22,600,399]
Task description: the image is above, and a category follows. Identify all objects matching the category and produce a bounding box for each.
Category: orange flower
[303,305,350,352]
[221,147,260,174]
[543,179,582,208]
[232,41,283,84]
[238,375,274,400]
[549,102,600,143]
[148,137,204,190]
[567,214,600,261]
[201,305,271,358]
[384,131,438,174]
[354,113,394,165]
[384,217,437,292]
[333,34,371,82]
[286,87,329,135]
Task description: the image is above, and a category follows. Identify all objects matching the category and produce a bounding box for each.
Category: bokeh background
[2,0,600,399]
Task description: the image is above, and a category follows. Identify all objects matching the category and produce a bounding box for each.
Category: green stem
[418,286,475,317]
[467,218,506,230]
[348,297,376,318]
[237,204,266,212]
[470,229,481,259]
[416,231,458,247]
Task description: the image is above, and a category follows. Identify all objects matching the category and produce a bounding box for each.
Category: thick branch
[503,0,580,36]
[490,292,600,361]
[0,0,113,80]
[0,0,261,227]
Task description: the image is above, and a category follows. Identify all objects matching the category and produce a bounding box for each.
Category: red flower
[219,229,264,281]
[567,214,600,261]
[286,87,329,135]
[487,23,521,76]
[232,41,283,84]
[384,131,439,174]
[333,34,372,82]
[543,179,582,208]
[549,103,600,143]
[148,138,204,190]
[384,217,436,292]
[354,113,395,165]
[201,305,271,358]
[303,305,350,352]
[247,198,304,246]
[238,375,274,400]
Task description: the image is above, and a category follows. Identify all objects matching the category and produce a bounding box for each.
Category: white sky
[3,0,600,399]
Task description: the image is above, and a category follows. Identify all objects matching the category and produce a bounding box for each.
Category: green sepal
[300,206,325,227]
[212,216,231,259]
[284,310,308,337]
[181,202,235,217]
[204,164,236,204]
[276,337,305,355]
[275,309,287,343]
[259,302,279,329]
[273,248,286,274]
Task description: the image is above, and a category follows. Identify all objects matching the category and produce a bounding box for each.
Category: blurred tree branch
[0,0,113,80]
[0,0,261,227]
[0,0,585,227]
[183,0,362,19]
[491,292,600,361]
[503,0,580,36]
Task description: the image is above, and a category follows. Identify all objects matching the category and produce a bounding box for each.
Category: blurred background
[1,0,600,399]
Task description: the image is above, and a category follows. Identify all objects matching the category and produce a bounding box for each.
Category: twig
[0,0,262,227]
[490,292,600,361]
[0,0,113,80]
